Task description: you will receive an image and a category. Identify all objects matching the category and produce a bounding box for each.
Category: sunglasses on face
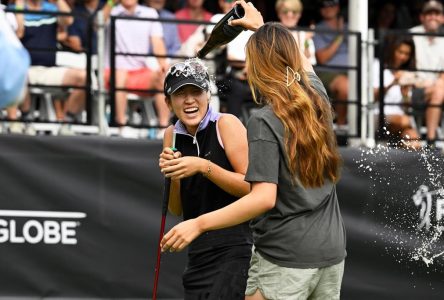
[281,9,300,15]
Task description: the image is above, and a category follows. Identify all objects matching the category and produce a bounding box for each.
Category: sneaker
[156,128,166,140]
[58,124,76,136]
[24,123,37,136]
[119,126,138,139]
[8,122,25,134]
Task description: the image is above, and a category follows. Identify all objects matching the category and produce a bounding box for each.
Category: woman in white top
[276,0,316,65]
[373,35,421,149]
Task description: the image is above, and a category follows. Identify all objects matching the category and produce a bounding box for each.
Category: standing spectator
[373,36,421,150]
[313,0,349,129]
[410,0,444,148]
[11,0,87,123]
[276,0,316,65]
[175,0,212,43]
[145,0,181,56]
[105,0,169,132]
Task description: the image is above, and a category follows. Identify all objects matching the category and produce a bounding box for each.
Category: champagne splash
[355,129,444,268]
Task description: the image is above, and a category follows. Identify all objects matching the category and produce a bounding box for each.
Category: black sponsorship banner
[339,148,444,299]
[0,135,443,299]
[0,135,185,299]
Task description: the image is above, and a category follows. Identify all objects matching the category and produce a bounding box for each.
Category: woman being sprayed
[159,58,252,299]
[161,1,346,299]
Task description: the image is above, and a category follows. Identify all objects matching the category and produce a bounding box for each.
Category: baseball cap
[319,0,339,8]
[422,0,443,13]
[164,59,210,96]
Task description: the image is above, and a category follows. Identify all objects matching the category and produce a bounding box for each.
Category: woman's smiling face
[168,85,209,135]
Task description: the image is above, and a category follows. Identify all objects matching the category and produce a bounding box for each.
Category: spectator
[11,0,87,124]
[206,0,254,120]
[313,0,349,129]
[145,0,181,56]
[105,0,169,133]
[65,0,113,54]
[373,1,397,41]
[275,0,316,65]
[373,35,421,150]
[175,0,212,43]
[410,0,444,148]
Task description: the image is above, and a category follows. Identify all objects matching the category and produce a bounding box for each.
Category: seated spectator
[276,0,316,65]
[175,0,212,43]
[145,0,181,56]
[65,0,113,54]
[373,35,421,150]
[105,0,169,133]
[410,0,444,149]
[10,0,87,124]
[313,0,349,129]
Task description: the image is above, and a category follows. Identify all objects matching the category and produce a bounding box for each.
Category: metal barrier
[4,9,366,139]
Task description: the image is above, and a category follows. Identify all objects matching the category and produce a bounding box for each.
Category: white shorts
[28,66,68,86]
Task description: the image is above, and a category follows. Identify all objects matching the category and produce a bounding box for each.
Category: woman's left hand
[161,218,203,252]
[160,156,206,180]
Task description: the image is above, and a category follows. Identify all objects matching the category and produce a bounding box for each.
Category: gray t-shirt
[245,73,346,268]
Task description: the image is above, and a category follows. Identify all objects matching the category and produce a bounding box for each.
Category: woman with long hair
[374,35,421,149]
[161,1,346,299]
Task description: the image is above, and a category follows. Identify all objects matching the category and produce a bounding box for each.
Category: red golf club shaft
[153,176,172,300]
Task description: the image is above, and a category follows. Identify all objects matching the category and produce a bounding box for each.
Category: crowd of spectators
[1,0,444,148]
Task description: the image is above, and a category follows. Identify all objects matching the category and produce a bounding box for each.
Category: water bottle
[196,4,246,59]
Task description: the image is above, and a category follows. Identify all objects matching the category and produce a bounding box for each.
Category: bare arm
[230,0,264,31]
[208,114,250,197]
[315,35,343,65]
[151,35,167,72]
[56,0,73,27]
[161,181,276,252]
[161,115,250,198]
[230,0,312,73]
[101,0,117,23]
[65,35,83,51]
[160,125,182,216]
[14,0,25,38]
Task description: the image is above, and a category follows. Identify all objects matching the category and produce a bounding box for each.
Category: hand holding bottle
[230,0,264,32]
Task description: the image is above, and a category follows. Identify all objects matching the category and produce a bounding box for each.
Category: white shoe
[156,128,166,140]
[119,126,138,139]
[58,124,76,136]
[8,122,25,134]
[24,123,37,136]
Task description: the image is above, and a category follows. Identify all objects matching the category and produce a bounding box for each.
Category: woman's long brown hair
[245,22,341,188]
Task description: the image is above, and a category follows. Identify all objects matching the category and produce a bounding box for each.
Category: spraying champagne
[196,4,246,59]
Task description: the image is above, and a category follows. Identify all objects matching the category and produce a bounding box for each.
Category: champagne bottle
[196,4,245,59]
